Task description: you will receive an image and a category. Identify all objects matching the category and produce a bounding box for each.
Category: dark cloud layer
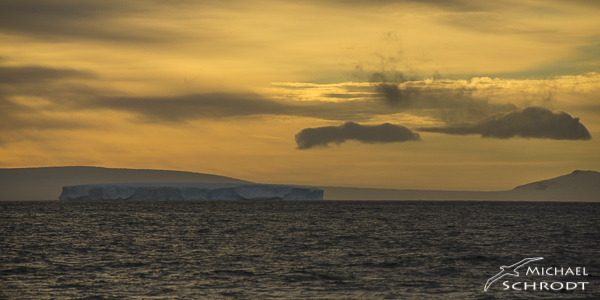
[98,85,515,124]
[366,77,517,123]
[1,0,124,40]
[0,65,92,85]
[0,65,401,126]
[0,65,96,134]
[0,0,192,43]
[0,62,593,150]
[94,94,292,122]
[0,63,394,125]
[376,83,418,108]
[0,65,96,102]
[0,0,507,45]
[418,107,592,140]
[321,0,497,11]
[295,122,420,150]
[92,94,405,122]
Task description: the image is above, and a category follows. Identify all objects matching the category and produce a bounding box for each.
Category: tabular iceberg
[59,183,324,201]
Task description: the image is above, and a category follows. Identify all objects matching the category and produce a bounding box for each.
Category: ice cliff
[59,183,324,201]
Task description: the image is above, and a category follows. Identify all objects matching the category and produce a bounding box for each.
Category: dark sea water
[1,200,599,299]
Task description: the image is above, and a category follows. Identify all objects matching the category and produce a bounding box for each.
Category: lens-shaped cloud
[295,121,420,150]
[418,106,592,140]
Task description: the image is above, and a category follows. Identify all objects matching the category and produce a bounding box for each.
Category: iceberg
[59,182,324,201]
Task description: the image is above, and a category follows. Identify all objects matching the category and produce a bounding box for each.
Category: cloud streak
[0,63,390,126]
[371,81,519,123]
[0,0,169,43]
[93,93,291,122]
[0,65,93,85]
[0,64,97,136]
[418,107,592,140]
[295,122,420,149]
[376,83,417,108]
[91,93,404,122]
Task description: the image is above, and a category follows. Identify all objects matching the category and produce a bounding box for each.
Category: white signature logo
[484,257,544,291]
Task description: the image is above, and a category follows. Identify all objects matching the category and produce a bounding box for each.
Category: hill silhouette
[0,166,250,200]
[508,170,600,201]
[321,170,599,201]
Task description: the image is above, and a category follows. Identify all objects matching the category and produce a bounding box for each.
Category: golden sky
[1,0,599,190]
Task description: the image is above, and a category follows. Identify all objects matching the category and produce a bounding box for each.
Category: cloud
[0,65,96,103]
[87,74,600,125]
[372,81,517,123]
[0,0,124,40]
[87,93,383,122]
[376,83,418,108]
[0,65,93,85]
[0,63,390,124]
[0,96,90,145]
[0,64,405,125]
[295,122,420,149]
[319,0,495,11]
[418,107,592,140]
[93,93,292,122]
[348,67,520,123]
[0,0,199,43]
[0,64,328,123]
[0,65,96,132]
[92,93,410,122]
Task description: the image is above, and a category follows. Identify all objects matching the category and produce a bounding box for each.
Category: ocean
[1,200,599,299]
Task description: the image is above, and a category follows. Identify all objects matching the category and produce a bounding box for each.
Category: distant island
[0,166,598,201]
[321,170,599,201]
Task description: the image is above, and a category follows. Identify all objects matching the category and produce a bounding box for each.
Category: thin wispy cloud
[0,64,96,135]
[0,65,93,85]
[0,0,184,43]
[372,82,517,123]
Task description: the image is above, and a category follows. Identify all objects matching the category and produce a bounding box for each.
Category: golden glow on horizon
[1,0,599,190]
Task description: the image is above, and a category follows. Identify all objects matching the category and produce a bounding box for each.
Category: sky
[1,0,599,191]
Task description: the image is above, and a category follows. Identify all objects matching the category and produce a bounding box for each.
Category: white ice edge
[59,183,324,201]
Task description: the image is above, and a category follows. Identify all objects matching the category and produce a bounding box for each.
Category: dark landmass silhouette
[508,170,599,201]
[0,167,598,201]
[321,170,599,201]
[0,166,249,201]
